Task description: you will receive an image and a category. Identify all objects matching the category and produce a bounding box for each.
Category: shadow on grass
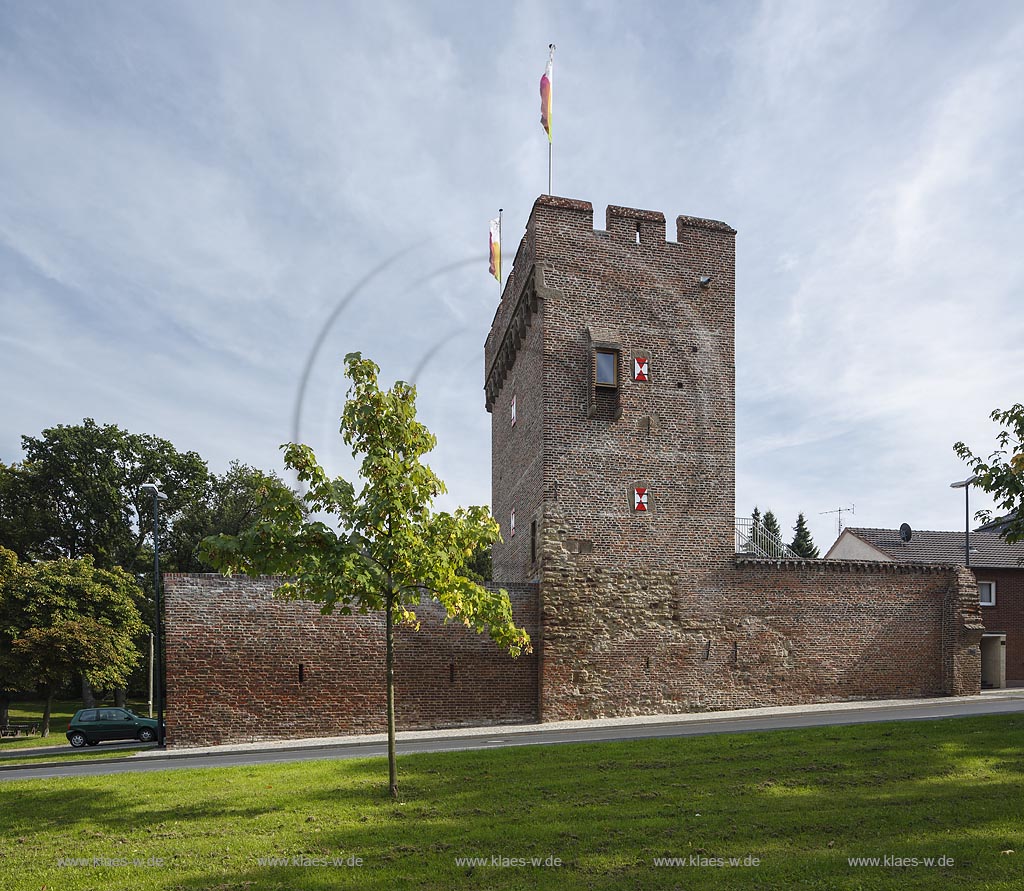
[4,715,1024,890]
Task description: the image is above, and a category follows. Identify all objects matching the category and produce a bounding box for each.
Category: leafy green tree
[955,405,1024,544]
[464,542,493,584]
[202,353,530,798]
[0,462,48,560]
[164,461,305,572]
[0,420,208,706]
[790,512,820,558]
[0,547,25,727]
[0,549,144,734]
[0,419,208,571]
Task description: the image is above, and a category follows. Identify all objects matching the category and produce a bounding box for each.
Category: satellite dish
[899,523,913,543]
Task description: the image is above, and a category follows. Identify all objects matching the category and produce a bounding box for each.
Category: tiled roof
[845,527,1024,568]
[976,512,1018,534]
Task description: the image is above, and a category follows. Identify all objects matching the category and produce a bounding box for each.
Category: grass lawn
[0,699,151,751]
[2,714,1023,890]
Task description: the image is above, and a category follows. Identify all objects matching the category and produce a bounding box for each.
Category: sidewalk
[141,687,1024,759]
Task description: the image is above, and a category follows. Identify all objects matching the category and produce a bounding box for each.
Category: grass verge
[0,748,142,768]
[2,714,1023,890]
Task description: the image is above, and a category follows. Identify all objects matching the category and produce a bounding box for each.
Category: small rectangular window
[595,349,618,387]
[530,520,537,563]
[979,580,996,606]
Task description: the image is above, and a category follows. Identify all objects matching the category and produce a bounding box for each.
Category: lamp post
[141,479,168,747]
[950,474,981,567]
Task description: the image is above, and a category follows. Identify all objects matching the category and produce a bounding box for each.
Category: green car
[66,707,159,747]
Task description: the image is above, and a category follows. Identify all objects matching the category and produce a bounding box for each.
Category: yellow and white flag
[539,46,553,142]
[488,217,501,282]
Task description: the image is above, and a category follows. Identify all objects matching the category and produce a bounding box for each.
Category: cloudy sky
[2,0,1022,552]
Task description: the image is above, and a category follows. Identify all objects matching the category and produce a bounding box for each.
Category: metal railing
[735,517,801,559]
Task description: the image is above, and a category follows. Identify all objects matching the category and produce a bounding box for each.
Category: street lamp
[950,474,981,567]
[141,479,168,748]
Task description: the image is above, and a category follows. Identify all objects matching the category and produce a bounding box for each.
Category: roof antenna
[820,504,855,537]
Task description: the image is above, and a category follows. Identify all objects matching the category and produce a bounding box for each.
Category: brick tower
[484,194,737,585]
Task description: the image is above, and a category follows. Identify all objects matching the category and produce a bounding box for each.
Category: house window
[633,356,649,381]
[633,487,649,511]
[978,580,996,606]
[595,349,618,387]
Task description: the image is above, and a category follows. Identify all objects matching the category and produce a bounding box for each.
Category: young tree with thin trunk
[201,353,530,799]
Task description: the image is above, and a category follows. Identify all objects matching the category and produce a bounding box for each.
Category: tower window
[511,393,517,426]
[530,520,537,563]
[510,508,516,537]
[595,349,618,387]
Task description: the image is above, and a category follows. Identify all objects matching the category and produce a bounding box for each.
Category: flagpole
[548,43,555,194]
[498,208,503,294]
[541,43,554,196]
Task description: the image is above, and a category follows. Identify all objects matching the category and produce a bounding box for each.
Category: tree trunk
[114,688,127,708]
[81,677,96,709]
[386,590,397,800]
[0,691,9,729]
[41,687,53,737]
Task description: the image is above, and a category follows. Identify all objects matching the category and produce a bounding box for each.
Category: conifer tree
[790,512,820,558]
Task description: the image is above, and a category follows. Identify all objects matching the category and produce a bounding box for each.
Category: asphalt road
[3,694,1023,782]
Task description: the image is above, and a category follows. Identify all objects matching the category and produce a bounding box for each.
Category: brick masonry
[537,505,982,720]
[163,574,538,747]
[486,196,736,579]
[163,193,989,747]
[975,568,1024,683]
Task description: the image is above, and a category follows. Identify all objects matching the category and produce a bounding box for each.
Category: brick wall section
[537,507,983,720]
[489,291,544,583]
[486,195,737,582]
[163,574,539,747]
[975,567,1024,682]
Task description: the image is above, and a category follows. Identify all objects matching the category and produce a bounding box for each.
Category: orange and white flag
[540,45,553,142]
[488,217,501,282]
